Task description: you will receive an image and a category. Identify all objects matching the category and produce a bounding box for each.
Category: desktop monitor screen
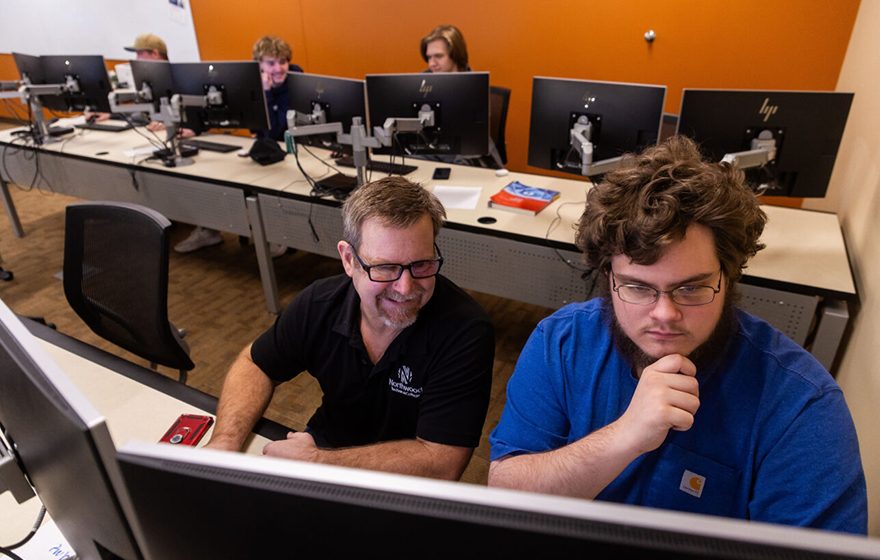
[0,299,142,560]
[366,72,490,157]
[288,72,366,153]
[170,61,269,131]
[676,89,854,198]
[129,60,175,112]
[117,441,880,559]
[40,55,113,113]
[528,77,666,176]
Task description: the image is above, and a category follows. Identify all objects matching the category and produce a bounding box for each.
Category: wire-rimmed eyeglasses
[612,269,723,306]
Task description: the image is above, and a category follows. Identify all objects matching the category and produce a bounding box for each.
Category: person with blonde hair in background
[174,35,303,255]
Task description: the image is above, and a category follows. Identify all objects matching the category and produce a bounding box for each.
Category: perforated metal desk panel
[0,126,254,236]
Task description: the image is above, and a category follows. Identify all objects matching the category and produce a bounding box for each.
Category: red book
[488,181,561,215]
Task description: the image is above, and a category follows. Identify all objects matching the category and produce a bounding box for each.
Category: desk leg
[246,196,281,315]
[0,177,25,238]
[811,299,849,375]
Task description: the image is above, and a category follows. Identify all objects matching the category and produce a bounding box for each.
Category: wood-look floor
[0,174,558,485]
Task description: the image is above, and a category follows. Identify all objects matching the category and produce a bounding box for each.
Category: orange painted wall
[3,0,861,180]
[189,0,860,179]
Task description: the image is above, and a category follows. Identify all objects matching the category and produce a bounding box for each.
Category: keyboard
[334,155,417,176]
[179,139,241,153]
[75,122,133,132]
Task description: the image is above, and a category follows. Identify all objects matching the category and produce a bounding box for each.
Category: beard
[605,292,737,377]
[377,286,424,329]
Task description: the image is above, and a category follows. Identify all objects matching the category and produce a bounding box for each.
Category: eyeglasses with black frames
[611,269,723,306]
[349,243,444,283]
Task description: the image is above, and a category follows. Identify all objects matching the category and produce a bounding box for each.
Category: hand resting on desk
[145,121,196,139]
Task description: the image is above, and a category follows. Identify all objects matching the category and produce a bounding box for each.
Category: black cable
[299,144,347,175]
[0,545,25,560]
[545,200,593,274]
[289,138,321,242]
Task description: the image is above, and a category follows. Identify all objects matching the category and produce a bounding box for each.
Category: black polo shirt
[250,273,494,448]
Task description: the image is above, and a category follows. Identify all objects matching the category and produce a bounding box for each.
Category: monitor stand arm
[570,118,623,177]
[12,83,67,145]
[372,104,437,151]
[108,90,154,116]
[147,91,222,168]
[0,435,35,504]
[721,132,778,170]
[286,114,380,187]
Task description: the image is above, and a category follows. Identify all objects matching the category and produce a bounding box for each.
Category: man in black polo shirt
[206,177,495,480]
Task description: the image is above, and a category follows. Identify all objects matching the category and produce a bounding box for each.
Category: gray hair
[341,176,446,249]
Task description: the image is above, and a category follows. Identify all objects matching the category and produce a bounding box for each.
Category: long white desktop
[0,120,857,371]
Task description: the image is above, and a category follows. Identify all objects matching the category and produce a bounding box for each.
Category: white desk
[0,320,276,543]
[0,122,858,369]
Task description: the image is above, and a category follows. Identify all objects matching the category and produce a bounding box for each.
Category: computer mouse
[495,168,509,177]
[237,148,250,157]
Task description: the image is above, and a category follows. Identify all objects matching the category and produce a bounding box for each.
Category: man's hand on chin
[262,431,321,463]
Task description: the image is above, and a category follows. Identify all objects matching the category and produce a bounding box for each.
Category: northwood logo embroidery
[389,365,422,398]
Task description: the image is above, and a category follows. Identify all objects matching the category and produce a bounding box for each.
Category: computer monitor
[129,60,175,112]
[528,77,667,177]
[40,55,113,113]
[676,89,854,198]
[288,72,366,153]
[366,72,490,157]
[12,52,69,114]
[169,61,269,131]
[12,52,45,85]
[0,300,143,560]
[117,441,880,559]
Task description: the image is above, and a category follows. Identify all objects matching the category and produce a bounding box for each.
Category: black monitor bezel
[365,72,490,157]
[117,441,880,560]
[676,88,854,198]
[169,61,270,132]
[129,59,176,113]
[527,76,667,176]
[0,301,142,560]
[40,55,113,113]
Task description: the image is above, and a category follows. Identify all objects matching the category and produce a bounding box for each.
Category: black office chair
[63,202,194,384]
[489,85,511,167]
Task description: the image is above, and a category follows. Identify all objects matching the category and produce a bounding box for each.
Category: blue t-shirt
[490,299,867,534]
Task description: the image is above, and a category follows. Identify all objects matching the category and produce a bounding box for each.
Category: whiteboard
[0,0,201,62]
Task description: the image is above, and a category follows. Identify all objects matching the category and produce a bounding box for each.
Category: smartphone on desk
[432,167,451,180]
[160,414,214,446]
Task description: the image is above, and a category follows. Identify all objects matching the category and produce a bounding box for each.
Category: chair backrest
[490,85,511,165]
[63,202,194,371]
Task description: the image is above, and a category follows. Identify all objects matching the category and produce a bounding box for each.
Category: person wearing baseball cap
[124,34,168,60]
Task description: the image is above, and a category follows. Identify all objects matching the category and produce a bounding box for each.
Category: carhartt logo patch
[680,470,705,498]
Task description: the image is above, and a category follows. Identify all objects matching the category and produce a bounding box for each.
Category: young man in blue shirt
[488,136,867,534]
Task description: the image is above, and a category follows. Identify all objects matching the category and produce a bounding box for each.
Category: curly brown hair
[575,135,767,285]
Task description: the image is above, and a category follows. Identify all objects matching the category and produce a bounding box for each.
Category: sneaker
[269,243,287,258]
[174,227,224,253]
